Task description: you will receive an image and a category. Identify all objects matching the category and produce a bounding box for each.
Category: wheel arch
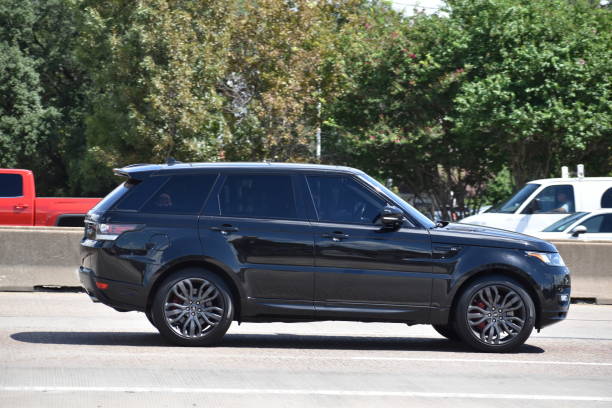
[145,257,244,321]
[449,265,543,329]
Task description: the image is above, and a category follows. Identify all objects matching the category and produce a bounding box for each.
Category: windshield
[543,212,588,232]
[488,184,540,214]
[359,174,436,229]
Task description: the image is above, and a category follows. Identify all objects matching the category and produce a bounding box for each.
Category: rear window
[141,174,217,214]
[0,174,23,197]
[114,176,169,211]
[90,182,133,213]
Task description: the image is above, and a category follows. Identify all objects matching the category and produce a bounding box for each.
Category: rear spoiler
[113,163,158,180]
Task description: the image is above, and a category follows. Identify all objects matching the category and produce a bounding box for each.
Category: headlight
[525,251,565,266]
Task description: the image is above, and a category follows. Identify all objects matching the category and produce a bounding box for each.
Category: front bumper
[538,266,571,329]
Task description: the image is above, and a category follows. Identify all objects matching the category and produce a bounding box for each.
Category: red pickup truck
[0,169,101,227]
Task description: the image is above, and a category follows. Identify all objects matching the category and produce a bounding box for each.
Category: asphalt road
[1,292,611,408]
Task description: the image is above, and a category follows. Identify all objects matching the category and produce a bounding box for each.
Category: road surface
[1,292,611,407]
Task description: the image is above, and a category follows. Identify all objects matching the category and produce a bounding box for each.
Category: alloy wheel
[164,278,225,338]
[466,284,526,345]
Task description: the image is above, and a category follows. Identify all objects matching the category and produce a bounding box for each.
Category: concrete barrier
[0,227,610,304]
[0,226,82,290]
[550,239,612,304]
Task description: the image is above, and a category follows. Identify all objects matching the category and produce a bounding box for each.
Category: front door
[305,174,433,322]
[0,172,34,225]
[198,173,315,318]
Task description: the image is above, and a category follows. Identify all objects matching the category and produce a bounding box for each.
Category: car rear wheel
[454,275,535,353]
[151,268,234,346]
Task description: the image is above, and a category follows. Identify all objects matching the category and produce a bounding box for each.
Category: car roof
[528,177,612,185]
[114,162,364,178]
[578,209,612,216]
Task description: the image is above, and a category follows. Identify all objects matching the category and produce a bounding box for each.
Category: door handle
[210,225,239,235]
[322,232,350,242]
[14,204,29,210]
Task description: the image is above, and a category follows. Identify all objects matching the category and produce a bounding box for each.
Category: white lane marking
[1,386,611,401]
[61,351,612,367]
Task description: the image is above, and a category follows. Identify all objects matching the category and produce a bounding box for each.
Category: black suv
[79,163,570,352]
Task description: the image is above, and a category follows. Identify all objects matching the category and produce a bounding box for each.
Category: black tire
[145,309,156,328]
[432,324,461,341]
[151,268,234,346]
[453,275,535,353]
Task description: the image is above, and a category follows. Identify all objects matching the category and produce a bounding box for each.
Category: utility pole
[316,101,321,160]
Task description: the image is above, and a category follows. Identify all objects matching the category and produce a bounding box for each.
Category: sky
[389,0,446,15]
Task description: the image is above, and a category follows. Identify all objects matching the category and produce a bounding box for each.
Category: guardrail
[549,239,612,304]
[0,226,82,290]
[0,227,610,304]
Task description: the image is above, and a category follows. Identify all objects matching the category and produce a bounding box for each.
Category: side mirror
[571,225,587,237]
[380,206,404,229]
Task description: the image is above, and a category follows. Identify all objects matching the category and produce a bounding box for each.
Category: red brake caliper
[476,301,487,330]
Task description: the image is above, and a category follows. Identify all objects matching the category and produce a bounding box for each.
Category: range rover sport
[78,162,571,352]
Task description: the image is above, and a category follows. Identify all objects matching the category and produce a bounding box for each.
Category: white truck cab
[460,177,612,233]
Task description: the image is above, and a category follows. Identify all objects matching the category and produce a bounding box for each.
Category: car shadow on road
[9,331,544,354]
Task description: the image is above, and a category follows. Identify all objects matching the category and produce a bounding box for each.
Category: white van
[460,177,612,233]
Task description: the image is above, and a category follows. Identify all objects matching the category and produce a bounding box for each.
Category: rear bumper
[78,266,145,312]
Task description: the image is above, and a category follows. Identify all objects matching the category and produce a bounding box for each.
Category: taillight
[95,223,139,241]
[95,281,109,290]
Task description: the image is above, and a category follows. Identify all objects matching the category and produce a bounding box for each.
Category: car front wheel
[151,268,234,346]
[454,275,535,353]
[432,324,461,341]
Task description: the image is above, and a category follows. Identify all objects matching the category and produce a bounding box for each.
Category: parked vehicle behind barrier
[531,210,612,241]
[460,177,612,233]
[78,162,571,353]
[0,169,101,227]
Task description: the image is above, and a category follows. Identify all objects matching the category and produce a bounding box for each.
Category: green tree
[448,0,612,186]
[325,0,611,219]
[77,0,233,194]
[0,43,58,171]
[0,0,92,195]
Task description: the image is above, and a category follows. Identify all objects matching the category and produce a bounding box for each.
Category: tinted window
[602,188,612,208]
[581,214,612,233]
[522,185,575,214]
[307,175,386,224]
[142,174,217,214]
[90,183,131,213]
[0,174,23,197]
[359,174,429,228]
[114,176,169,211]
[219,174,297,219]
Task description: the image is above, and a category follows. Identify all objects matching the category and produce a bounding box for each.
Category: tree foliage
[0,0,609,208]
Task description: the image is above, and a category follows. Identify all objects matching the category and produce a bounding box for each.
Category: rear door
[0,172,34,225]
[198,172,315,318]
[305,174,433,322]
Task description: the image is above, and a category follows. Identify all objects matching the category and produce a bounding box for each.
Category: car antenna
[166,157,182,166]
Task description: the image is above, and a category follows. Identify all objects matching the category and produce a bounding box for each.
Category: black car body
[79,163,571,352]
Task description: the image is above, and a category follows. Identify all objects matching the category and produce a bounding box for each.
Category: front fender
[430,246,547,324]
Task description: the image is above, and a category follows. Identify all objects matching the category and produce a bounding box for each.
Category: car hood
[429,223,557,252]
